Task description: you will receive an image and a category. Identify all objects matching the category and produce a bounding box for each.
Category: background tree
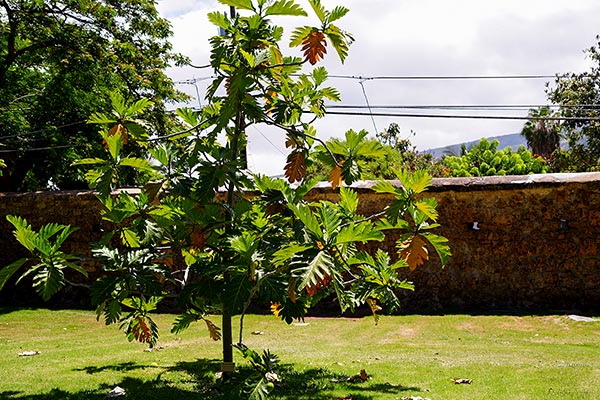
[442,138,548,177]
[520,106,560,159]
[547,35,600,171]
[0,0,188,191]
[307,124,444,182]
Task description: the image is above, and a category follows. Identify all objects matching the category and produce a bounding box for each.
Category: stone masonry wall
[1,173,599,312]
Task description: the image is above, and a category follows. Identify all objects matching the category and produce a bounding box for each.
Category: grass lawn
[0,308,599,399]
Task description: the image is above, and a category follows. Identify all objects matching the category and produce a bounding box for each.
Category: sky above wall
[156,0,600,176]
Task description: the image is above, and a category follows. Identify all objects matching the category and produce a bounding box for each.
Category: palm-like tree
[521,106,560,158]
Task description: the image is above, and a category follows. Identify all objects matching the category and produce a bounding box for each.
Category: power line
[0,120,87,141]
[325,74,577,81]
[0,145,78,154]
[320,110,600,121]
[326,104,600,110]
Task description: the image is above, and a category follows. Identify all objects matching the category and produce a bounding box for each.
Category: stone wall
[1,173,599,312]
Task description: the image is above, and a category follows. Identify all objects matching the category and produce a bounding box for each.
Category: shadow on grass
[0,359,423,400]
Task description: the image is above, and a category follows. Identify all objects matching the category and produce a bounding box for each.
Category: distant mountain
[423,133,527,158]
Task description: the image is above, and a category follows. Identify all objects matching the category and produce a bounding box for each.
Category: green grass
[0,308,599,399]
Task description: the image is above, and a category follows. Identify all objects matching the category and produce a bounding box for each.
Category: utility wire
[326,104,600,110]
[0,145,79,154]
[320,110,600,121]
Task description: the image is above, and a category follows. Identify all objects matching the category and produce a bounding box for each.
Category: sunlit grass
[0,308,599,399]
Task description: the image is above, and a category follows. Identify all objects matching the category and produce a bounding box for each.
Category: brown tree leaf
[109,124,128,144]
[284,150,306,183]
[400,235,429,271]
[204,319,222,341]
[329,165,343,189]
[301,31,327,65]
[305,273,332,297]
[132,316,151,344]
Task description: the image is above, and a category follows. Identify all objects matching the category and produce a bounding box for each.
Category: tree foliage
[520,107,560,159]
[0,0,187,191]
[1,2,450,393]
[546,35,600,171]
[307,124,444,182]
[442,138,549,177]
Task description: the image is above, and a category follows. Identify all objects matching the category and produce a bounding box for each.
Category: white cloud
[160,0,600,175]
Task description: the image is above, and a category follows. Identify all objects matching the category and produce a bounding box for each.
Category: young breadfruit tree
[0,0,450,397]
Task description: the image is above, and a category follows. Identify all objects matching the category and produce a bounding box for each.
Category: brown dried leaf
[287,279,297,303]
[305,273,332,297]
[109,124,128,144]
[204,319,222,341]
[133,316,152,344]
[301,31,327,65]
[284,150,306,183]
[329,165,343,189]
[400,235,429,271]
[191,228,205,249]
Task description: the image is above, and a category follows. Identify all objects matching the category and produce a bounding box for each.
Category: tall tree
[547,35,600,170]
[520,106,560,158]
[1,1,450,395]
[0,0,187,191]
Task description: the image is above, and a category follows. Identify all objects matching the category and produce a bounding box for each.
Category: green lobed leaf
[125,98,154,116]
[289,25,313,47]
[72,157,109,166]
[6,215,36,252]
[265,0,307,16]
[34,266,65,301]
[296,250,333,289]
[307,0,326,22]
[119,157,155,172]
[0,258,27,291]
[218,0,254,11]
[272,243,312,266]
[338,186,358,214]
[328,5,349,23]
[336,222,384,244]
[415,198,439,223]
[289,203,322,239]
[421,232,451,266]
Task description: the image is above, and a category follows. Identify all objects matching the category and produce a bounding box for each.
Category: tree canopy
[0,0,187,191]
[546,35,600,171]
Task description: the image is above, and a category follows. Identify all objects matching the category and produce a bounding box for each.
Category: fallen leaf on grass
[144,345,166,352]
[251,330,265,335]
[18,351,41,357]
[105,386,126,398]
[332,369,370,383]
[452,377,473,384]
[397,397,431,400]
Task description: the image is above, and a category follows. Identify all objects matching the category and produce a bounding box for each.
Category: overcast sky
[156,0,600,176]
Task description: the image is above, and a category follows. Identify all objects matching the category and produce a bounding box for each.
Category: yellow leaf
[328,165,343,189]
[400,235,429,271]
[270,302,283,318]
[204,319,221,341]
[285,134,300,149]
[366,298,382,325]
